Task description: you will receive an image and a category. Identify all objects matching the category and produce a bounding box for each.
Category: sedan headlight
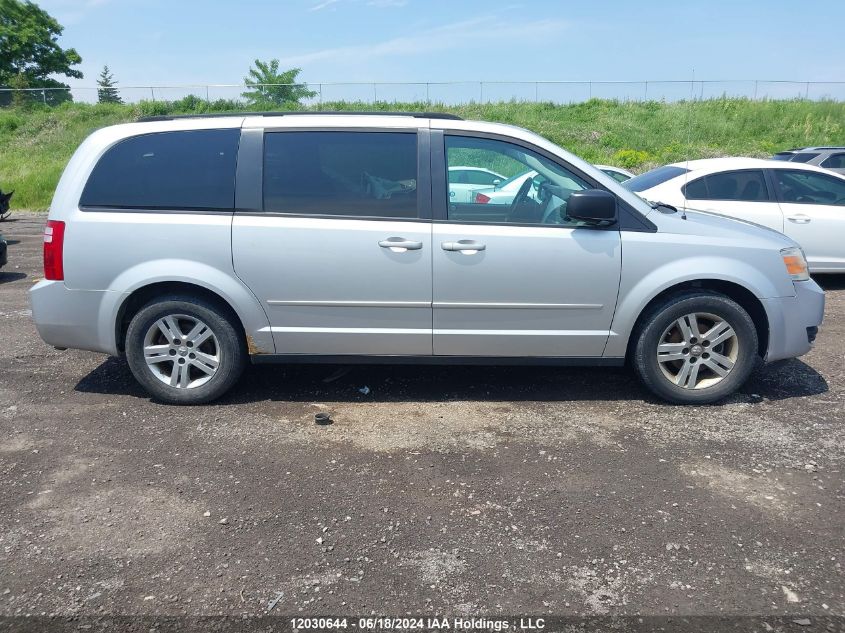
[781,247,810,282]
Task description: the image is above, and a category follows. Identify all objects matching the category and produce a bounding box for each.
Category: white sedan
[448,166,505,203]
[624,157,845,273]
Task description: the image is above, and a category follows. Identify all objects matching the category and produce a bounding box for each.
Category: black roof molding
[137,111,463,122]
[782,146,845,152]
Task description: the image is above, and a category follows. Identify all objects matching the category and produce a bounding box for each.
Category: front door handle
[442,240,486,253]
[787,214,811,224]
[378,237,423,252]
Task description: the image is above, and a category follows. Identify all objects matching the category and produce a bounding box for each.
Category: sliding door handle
[378,237,423,252]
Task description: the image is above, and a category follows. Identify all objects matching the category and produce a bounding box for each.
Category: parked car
[458,166,632,207]
[459,169,588,207]
[624,157,845,272]
[448,166,505,202]
[596,165,634,183]
[772,147,845,175]
[31,113,824,406]
[0,189,12,221]
[465,169,536,205]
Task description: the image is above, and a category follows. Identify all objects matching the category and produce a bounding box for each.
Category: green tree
[242,59,316,106]
[96,65,122,104]
[8,72,30,107]
[0,0,82,105]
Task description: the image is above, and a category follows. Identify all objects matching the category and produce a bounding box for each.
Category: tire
[632,291,759,405]
[125,294,247,405]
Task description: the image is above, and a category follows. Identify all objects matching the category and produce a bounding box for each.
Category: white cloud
[366,0,408,6]
[310,0,407,10]
[309,0,341,11]
[280,16,567,67]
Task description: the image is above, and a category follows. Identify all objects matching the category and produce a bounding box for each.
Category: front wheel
[632,292,759,405]
[125,295,246,405]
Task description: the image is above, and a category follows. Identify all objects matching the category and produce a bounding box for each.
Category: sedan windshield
[623,165,689,192]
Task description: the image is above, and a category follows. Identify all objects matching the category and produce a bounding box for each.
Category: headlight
[781,246,810,282]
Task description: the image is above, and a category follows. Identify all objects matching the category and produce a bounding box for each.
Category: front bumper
[29,279,124,355]
[761,279,825,363]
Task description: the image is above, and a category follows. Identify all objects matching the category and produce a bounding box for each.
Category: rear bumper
[29,279,123,355]
[762,279,825,363]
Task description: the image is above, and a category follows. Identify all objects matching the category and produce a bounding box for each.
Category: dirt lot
[0,212,843,620]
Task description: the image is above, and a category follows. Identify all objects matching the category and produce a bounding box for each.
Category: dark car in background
[772,146,845,175]
[0,233,7,269]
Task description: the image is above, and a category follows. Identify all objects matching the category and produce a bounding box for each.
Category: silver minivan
[30,112,825,405]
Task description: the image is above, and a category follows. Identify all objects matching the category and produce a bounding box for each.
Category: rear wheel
[632,292,758,404]
[125,295,246,405]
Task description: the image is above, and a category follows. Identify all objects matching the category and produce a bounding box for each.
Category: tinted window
[81,129,239,209]
[683,177,708,199]
[449,169,469,184]
[788,152,820,163]
[774,169,845,206]
[821,153,845,169]
[684,170,769,201]
[771,152,794,161]
[465,170,502,185]
[263,131,417,219]
[623,165,689,192]
[445,135,591,226]
[603,169,631,183]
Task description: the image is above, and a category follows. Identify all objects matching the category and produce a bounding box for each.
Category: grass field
[1,97,844,210]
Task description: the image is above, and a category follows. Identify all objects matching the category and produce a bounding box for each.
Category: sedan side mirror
[567,189,617,224]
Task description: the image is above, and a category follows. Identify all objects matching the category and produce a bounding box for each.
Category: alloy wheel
[142,314,221,389]
[656,312,739,390]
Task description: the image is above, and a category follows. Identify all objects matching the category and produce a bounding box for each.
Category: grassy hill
[1,98,843,210]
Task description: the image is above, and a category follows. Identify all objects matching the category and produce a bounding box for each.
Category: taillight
[474,192,491,204]
[43,220,65,280]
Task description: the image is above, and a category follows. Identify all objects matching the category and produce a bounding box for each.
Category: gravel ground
[0,212,843,620]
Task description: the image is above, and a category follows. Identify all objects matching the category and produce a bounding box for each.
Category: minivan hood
[648,207,796,250]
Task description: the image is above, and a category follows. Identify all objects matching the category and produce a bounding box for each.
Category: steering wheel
[506,176,535,222]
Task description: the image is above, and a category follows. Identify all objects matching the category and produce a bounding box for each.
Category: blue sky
[37,0,845,102]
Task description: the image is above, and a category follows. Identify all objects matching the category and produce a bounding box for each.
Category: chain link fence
[3,80,845,106]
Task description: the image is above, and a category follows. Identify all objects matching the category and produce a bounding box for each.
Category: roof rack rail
[137,111,463,122]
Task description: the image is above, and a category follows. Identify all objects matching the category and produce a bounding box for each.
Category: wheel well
[115,281,245,353]
[629,280,769,358]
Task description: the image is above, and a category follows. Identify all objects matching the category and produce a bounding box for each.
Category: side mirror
[492,178,501,186]
[567,189,617,224]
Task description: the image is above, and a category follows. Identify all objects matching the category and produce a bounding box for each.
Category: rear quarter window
[80,129,240,210]
[787,152,820,163]
[821,153,845,169]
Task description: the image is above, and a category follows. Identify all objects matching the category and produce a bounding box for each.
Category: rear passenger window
[684,170,769,201]
[263,131,418,219]
[80,129,240,210]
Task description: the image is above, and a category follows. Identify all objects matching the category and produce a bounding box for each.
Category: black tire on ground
[125,294,246,405]
[632,291,759,405]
